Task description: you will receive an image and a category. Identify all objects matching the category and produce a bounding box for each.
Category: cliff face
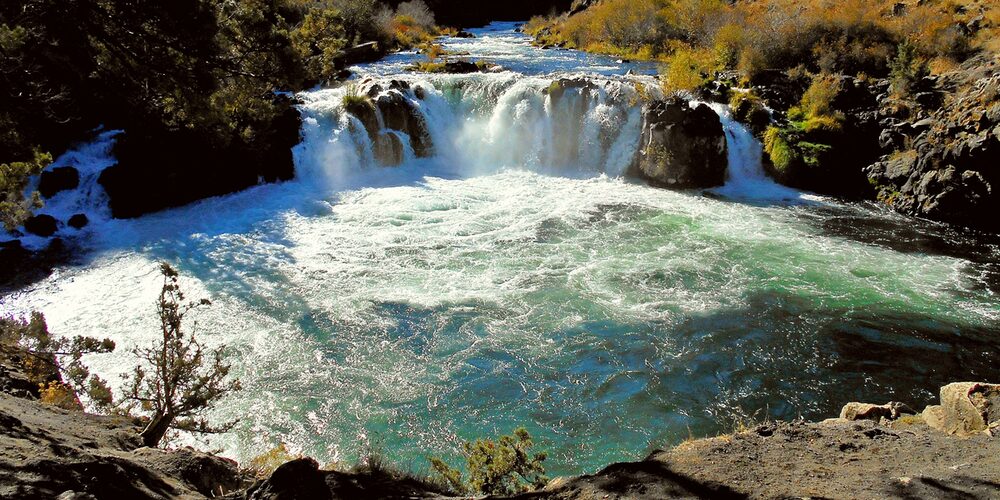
[867,57,1000,231]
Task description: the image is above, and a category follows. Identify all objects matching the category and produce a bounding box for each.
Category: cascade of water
[704,102,813,201]
[9,130,120,248]
[293,74,662,186]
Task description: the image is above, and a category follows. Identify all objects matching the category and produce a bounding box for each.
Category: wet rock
[923,382,1000,436]
[454,30,475,38]
[545,78,599,103]
[38,167,80,198]
[375,91,433,157]
[630,97,727,189]
[68,214,89,229]
[24,214,59,237]
[374,132,406,166]
[441,60,481,74]
[840,402,916,422]
[343,99,380,143]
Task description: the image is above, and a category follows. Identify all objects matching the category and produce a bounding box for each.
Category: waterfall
[704,102,811,201]
[9,130,119,249]
[293,73,663,187]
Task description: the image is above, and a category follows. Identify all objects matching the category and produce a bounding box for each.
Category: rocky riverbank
[3,355,997,500]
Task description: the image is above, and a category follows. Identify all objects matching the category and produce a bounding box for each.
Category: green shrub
[662,45,716,93]
[889,40,930,98]
[430,427,549,496]
[764,126,797,173]
[341,84,371,110]
[789,74,844,132]
[0,149,50,230]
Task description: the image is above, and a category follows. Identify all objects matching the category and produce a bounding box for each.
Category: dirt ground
[525,418,1000,499]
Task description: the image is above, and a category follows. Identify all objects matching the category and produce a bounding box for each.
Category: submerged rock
[38,167,80,199]
[630,98,727,189]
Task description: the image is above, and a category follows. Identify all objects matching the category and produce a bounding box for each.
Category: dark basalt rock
[344,100,380,144]
[68,214,89,229]
[867,73,1000,231]
[374,132,406,166]
[38,167,80,199]
[441,60,480,74]
[99,95,301,219]
[247,458,332,500]
[375,91,433,157]
[454,30,475,38]
[24,214,59,237]
[629,98,727,189]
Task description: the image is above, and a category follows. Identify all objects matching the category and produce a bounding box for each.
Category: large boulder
[630,98,727,189]
[38,167,80,198]
[99,94,301,218]
[923,382,1000,436]
[24,214,59,237]
[246,458,332,500]
[375,91,433,158]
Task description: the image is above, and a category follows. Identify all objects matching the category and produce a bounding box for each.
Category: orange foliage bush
[539,0,996,78]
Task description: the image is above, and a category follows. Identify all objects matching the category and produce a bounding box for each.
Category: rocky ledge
[4,378,996,499]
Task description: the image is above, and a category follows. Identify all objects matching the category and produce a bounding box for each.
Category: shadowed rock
[630,97,727,189]
[38,167,80,199]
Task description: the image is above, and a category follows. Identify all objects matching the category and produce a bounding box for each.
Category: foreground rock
[531,418,1000,500]
[923,382,1000,436]
[0,393,247,499]
[630,98,727,189]
[242,458,443,500]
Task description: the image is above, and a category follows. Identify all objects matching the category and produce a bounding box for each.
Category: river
[3,22,999,475]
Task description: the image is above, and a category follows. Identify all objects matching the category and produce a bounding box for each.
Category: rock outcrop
[867,70,1000,231]
[630,98,727,189]
[923,382,1000,437]
[0,392,247,499]
[242,457,443,500]
[98,94,301,219]
[374,90,433,158]
[343,80,435,165]
[38,167,80,199]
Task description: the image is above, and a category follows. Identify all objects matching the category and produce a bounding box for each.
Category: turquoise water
[2,23,999,476]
